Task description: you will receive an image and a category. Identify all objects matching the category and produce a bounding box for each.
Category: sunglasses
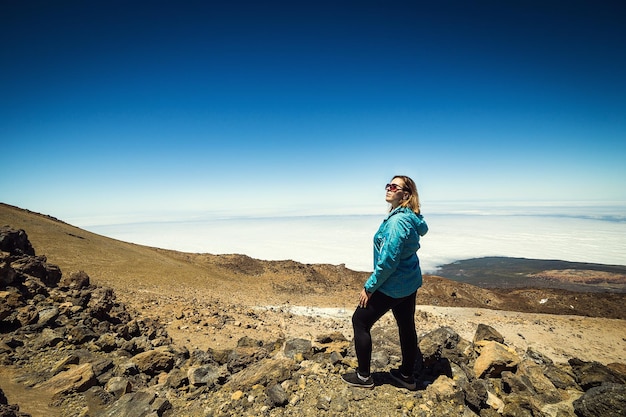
[385,183,405,192]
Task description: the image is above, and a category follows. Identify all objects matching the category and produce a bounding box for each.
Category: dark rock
[87,287,115,321]
[569,358,626,390]
[91,357,115,379]
[36,306,59,326]
[420,326,460,360]
[164,368,188,389]
[121,336,152,355]
[502,371,535,395]
[0,290,23,323]
[525,347,553,366]
[266,383,288,407]
[59,270,90,289]
[98,390,170,417]
[16,305,38,326]
[2,336,22,349]
[11,256,61,287]
[0,257,17,287]
[95,333,119,353]
[188,364,221,387]
[474,323,504,344]
[465,378,489,412]
[20,276,49,298]
[189,348,215,366]
[67,324,98,344]
[573,382,626,417]
[85,386,115,414]
[543,363,579,390]
[0,401,30,417]
[237,335,263,347]
[33,328,64,350]
[105,377,132,398]
[116,361,139,376]
[501,395,535,417]
[329,350,343,365]
[284,337,312,360]
[0,227,35,256]
[227,346,269,374]
[315,332,347,344]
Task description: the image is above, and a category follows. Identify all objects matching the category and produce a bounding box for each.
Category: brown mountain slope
[1,202,625,320]
[0,203,365,307]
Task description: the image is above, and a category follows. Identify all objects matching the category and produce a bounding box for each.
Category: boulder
[226,346,269,373]
[33,328,64,350]
[573,383,626,417]
[284,337,312,360]
[105,377,132,398]
[11,256,61,287]
[131,348,175,375]
[67,324,98,344]
[226,358,296,390]
[59,270,90,289]
[419,326,460,360]
[0,227,35,256]
[427,375,464,405]
[36,306,59,326]
[266,383,288,407]
[569,358,626,390]
[473,323,505,344]
[516,360,563,404]
[97,390,170,417]
[36,363,97,396]
[187,364,221,387]
[474,340,520,378]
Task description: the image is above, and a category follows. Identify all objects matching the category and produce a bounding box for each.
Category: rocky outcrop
[1,226,626,417]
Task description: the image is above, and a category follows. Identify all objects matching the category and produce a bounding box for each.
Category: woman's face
[385,178,408,208]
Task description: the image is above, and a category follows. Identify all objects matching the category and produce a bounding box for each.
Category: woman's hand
[358,289,371,308]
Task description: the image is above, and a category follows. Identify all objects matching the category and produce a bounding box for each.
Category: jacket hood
[390,206,428,236]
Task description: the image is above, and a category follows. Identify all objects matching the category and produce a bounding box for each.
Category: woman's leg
[391,291,418,376]
[351,291,395,376]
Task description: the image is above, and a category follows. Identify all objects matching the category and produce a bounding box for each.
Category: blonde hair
[391,175,421,215]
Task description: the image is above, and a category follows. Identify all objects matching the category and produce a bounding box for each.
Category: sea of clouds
[81,202,626,274]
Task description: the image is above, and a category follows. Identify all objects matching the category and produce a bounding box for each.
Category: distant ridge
[436,256,626,293]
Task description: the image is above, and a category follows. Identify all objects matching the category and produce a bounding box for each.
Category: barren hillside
[2,203,626,417]
[2,203,624,320]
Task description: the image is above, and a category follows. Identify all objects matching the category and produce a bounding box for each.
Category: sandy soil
[116,285,626,367]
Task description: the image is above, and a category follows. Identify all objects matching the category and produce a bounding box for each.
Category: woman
[341,175,428,390]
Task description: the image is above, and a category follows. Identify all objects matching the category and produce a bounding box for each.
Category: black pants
[352,290,418,377]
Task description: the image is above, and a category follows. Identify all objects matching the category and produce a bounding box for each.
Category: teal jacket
[364,206,428,298]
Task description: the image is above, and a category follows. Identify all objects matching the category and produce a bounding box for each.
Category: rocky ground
[1,225,626,417]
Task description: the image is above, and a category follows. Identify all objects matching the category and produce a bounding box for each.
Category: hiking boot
[341,372,374,388]
[390,368,416,390]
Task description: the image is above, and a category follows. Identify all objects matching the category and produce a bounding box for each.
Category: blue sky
[2,0,625,222]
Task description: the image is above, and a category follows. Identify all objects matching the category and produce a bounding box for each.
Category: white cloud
[82,203,626,274]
